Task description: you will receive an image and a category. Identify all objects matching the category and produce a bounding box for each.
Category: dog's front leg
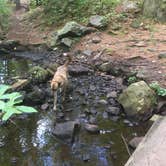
[53,90,57,111]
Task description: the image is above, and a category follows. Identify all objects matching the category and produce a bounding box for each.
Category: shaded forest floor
[6,2,166,87]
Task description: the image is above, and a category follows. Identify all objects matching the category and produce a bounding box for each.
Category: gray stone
[99,62,113,72]
[89,15,108,28]
[129,137,144,149]
[61,38,73,47]
[52,121,80,139]
[107,107,120,115]
[50,21,95,47]
[84,123,99,133]
[41,103,49,110]
[98,99,108,105]
[92,37,101,43]
[68,64,92,76]
[122,0,139,13]
[82,50,93,56]
[107,91,118,98]
[118,81,156,116]
[158,52,166,59]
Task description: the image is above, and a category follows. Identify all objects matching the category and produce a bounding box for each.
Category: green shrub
[0,0,11,30]
[0,84,37,121]
[149,82,166,97]
[41,0,121,25]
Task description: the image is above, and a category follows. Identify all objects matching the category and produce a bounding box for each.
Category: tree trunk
[15,0,21,10]
[143,0,166,22]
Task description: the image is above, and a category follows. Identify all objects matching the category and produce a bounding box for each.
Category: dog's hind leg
[53,90,57,111]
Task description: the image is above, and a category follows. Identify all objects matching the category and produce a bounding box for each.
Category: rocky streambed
[0,47,154,166]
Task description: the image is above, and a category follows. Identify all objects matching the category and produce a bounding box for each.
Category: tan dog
[50,53,71,111]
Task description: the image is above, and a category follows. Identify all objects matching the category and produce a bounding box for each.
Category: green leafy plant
[0,84,37,121]
[149,82,166,97]
[0,0,11,30]
[127,76,137,84]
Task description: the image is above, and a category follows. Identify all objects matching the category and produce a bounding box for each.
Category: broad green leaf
[0,100,5,110]
[16,106,38,113]
[0,84,10,96]
[2,111,14,121]
[0,92,21,100]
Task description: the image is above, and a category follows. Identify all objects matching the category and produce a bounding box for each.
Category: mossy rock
[29,66,49,83]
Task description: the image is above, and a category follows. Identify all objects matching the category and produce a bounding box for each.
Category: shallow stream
[0,55,152,166]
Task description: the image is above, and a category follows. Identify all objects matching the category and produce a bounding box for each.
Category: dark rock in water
[107,107,120,116]
[129,137,144,149]
[98,99,108,105]
[83,153,90,162]
[107,91,118,98]
[52,121,80,140]
[84,123,99,133]
[103,111,109,119]
[41,103,49,110]
[82,50,93,56]
[89,15,108,28]
[26,86,45,104]
[89,116,97,124]
[158,52,166,59]
[68,64,93,76]
[56,112,65,119]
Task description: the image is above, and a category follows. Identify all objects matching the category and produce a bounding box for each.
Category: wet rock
[89,15,108,28]
[118,81,156,116]
[52,121,80,140]
[103,112,109,119]
[98,99,108,105]
[107,91,118,98]
[61,38,73,47]
[129,137,144,149]
[158,52,166,59]
[68,64,92,76]
[82,50,93,56]
[26,86,45,104]
[84,123,99,134]
[41,103,49,110]
[83,153,90,162]
[89,116,97,124]
[107,107,120,116]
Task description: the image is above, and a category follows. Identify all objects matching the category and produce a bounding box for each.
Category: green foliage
[0,84,37,121]
[0,0,11,30]
[149,82,166,97]
[39,0,121,25]
[127,76,137,84]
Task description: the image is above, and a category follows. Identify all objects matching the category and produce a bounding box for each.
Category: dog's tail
[64,53,72,66]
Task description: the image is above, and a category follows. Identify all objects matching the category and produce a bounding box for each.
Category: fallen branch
[121,133,131,156]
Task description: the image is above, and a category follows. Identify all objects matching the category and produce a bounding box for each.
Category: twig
[121,133,131,156]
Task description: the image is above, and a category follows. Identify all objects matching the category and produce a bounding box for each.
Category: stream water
[0,55,152,166]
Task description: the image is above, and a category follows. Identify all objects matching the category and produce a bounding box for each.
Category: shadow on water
[0,55,152,166]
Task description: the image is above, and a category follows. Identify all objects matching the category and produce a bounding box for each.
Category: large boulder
[50,21,95,47]
[143,0,166,22]
[118,81,156,116]
[122,0,140,13]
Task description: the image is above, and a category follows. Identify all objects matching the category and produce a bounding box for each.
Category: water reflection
[0,56,32,83]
